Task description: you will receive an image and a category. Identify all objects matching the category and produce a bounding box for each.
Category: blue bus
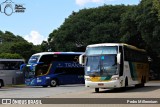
[21,52,84,87]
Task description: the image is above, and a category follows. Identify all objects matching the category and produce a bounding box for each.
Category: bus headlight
[85,77,91,81]
[111,76,119,80]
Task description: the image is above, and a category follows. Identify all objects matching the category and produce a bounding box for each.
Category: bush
[0,53,23,59]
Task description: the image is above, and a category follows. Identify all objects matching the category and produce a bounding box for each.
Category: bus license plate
[98,83,104,86]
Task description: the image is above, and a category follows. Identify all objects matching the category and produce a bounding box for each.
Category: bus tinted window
[55,55,79,62]
[54,68,84,75]
[124,46,148,62]
[39,54,79,64]
[0,61,24,70]
[39,55,53,64]
[36,54,80,76]
[35,64,50,76]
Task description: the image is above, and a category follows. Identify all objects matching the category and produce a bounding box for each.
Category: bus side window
[39,55,53,64]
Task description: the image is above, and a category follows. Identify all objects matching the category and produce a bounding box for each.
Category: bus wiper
[89,70,99,77]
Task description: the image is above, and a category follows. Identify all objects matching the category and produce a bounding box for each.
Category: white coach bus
[79,43,149,92]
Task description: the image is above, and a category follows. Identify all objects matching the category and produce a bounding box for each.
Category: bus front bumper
[85,80,122,89]
[25,77,50,86]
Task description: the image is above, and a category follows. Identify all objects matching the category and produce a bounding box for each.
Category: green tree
[153,0,160,20]
[120,5,146,49]
[41,41,50,52]
[136,0,160,55]
[48,5,128,51]
[0,53,22,59]
[135,0,160,79]
[0,30,42,61]
[10,42,41,62]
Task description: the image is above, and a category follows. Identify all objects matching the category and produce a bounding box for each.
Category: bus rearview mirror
[117,53,121,64]
[79,54,85,65]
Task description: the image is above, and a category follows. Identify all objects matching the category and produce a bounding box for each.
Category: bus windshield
[85,55,117,76]
[28,55,40,64]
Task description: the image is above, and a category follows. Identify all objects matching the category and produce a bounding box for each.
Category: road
[0,81,160,98]
[0,81,160,107]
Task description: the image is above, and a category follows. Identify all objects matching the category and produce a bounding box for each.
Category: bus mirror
[148,56,152,62]
[20,64,26,71]
[117,53,121,64]
[79,54,85,65]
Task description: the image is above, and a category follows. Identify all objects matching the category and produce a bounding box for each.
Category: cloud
[24,31,47,45]
[75,0,115,6]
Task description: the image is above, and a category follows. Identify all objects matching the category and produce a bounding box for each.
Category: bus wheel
[95,88,99,93]
[50,79,57,87]
[0,82,1,88]
[0,80,3,88]
[141,77,145,87]
[125,78,128,87]
[122,78,128,91]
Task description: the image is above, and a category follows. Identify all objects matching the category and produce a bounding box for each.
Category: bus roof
[87,43,146,52]
[32,52,84,56]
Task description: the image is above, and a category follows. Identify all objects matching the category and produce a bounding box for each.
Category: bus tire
[136,77,145,88]
[50,79,57,87]
[124,78,128,87]
[141,77,145,87]
[0,81,2,88]
[122,78,128,91]
[135,84,140,88]
[0,80,3,88]
[95,88,99,93]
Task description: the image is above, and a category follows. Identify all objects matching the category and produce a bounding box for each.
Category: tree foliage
[0,31,42,61]
[45,0,160,78]
[0,53,22,59]
[153,0,160,20]
[48,5,129,51]
[47,0,160,56]
[136,0,160,55]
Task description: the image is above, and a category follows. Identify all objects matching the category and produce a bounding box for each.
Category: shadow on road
[0,88,21,91]
[23,84,85,88]
[59,84,85,87]
[94,86,160,93]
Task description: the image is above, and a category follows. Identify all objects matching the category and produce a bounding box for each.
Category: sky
[0,0,140,45]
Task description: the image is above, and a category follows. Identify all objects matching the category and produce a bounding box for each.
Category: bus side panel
[124,61,149,86]
[123,61,138,86]
[132,62,149,83]
[0,70,13,85]
[57,74,83,85]
[48,62,84,85]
